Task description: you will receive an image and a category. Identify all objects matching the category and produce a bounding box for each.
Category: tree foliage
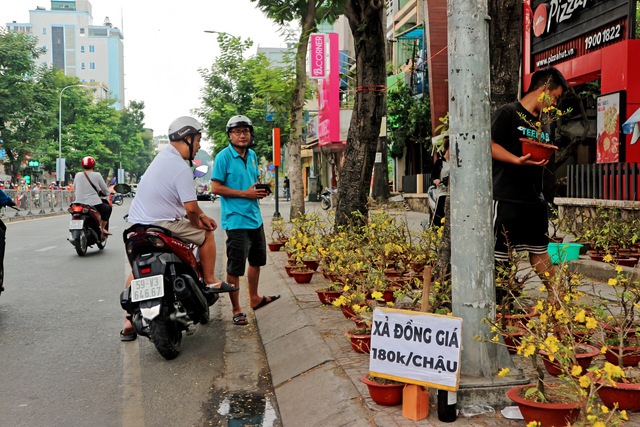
[387,82,432,159]
[197,34,294,161]
[0,28,153,183]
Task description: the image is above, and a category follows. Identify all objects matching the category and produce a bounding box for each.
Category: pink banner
[309,34,326,79]
[318,33,341,146]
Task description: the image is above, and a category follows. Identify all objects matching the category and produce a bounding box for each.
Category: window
[42,28,46,35]
[89,45,95,53]
[42,46,47,52]
[89,79,95,83]
[80,46,85,53]
[90,62,95,69]
[81,62,85,70]
[80,28,85,35]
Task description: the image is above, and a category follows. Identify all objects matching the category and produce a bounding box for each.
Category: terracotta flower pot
[502,328,526,355]
[604,346,640,367]
[360,375,404,406]
[520,138,558,162]
[267,241,284,252]
[315,288,343,305]
[595,378,640,411]
[290,269,314,284]
[340,305,356,319]
[507,385,580,427]
[347,330,371,353]
[540,344,600,377]
[283,264,295,277]
[302,259,319,271]
[497,307,536,329]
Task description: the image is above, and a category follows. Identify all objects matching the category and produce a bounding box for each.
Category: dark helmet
[168,116,203,142]
[81,156,96,169]
[226,115,254,135]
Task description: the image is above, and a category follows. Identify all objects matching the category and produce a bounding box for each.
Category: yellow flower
[600,345,607,354]
[603,254,613,263]
[603,362,626,379]
[615,265,623,273]
[585,317,597,329]
[527,422,540,427]
[573,309,586,323]
[386,301,394,307]
[608,278,618,286]
[491,335,500,342]
[523,344,536,357]
[600,405,610,414]
[371,291,383,300]
[620,410,628,421]
[571,365,582,376]
[497,368,510,377]
[579,375,591,388]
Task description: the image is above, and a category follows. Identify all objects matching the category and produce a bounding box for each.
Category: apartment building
[6,0,125,109]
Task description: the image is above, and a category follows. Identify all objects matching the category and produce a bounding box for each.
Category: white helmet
[168,116,202,142]
[226,115,254,135]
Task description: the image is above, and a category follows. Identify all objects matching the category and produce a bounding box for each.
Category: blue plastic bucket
[548,242,583,264]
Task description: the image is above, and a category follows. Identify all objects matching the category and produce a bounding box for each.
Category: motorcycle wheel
[149,308,182,360]
[113,195,123,206]
[320,197,331,210]
[75,229,88,256]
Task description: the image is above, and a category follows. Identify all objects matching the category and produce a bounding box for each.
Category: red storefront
[523,1,640,200]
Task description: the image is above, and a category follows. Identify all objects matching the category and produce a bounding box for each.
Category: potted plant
[267,217,289,251]
[360,374,404,406]
[487,265,629,426]
[516,79,572,162]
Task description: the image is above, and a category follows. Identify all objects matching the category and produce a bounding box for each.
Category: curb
[254,249,373,427]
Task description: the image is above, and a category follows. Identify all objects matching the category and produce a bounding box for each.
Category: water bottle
[437,389,457,422]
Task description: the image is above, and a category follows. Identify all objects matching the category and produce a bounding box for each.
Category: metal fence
[567,163,640,201]
[0,190,74,218]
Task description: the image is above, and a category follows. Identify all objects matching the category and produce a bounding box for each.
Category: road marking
[121,259,145,427]
[36,246,57,252]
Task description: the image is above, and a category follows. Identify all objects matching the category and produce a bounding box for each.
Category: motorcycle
[320,187,338,210]
[67,203,108,256]
[119,224,219,359]
[110,193,124,206]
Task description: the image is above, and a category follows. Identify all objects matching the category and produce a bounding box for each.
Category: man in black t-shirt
[491,67,567,282]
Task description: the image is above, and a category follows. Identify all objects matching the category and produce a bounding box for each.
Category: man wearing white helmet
[119,116,237,341]
[211,115,279,326]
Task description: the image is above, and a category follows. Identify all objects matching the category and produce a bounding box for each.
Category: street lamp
[58,84,89,186]
[204,30,239,39]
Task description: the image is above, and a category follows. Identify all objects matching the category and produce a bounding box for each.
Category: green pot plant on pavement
[483,262,630,426]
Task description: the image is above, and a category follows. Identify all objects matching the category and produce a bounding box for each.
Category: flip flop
[232,313,248,326]
[252,295,280,310]
[120,329,137,341]
[206,281,239,294]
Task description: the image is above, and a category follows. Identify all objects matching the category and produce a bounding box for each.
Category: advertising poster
[597,91,624,163]
[369,308,462,391]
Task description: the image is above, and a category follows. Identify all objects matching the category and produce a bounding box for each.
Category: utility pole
[447,0,526,404]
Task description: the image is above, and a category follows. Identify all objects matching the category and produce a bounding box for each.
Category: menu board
[597,91,624,163]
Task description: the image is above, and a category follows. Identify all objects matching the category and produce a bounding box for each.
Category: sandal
[120,329,137,341]
[205,281,239,294]
[232,313,248,326]
[252,295,280,310]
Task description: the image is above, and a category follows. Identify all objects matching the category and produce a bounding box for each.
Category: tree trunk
[337,0,386,228]
[288,1,317,219]
[488,0,522,112]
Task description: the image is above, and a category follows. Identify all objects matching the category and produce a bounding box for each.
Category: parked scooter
[119,224,220,359]
[320,187,338,210]
[110,193,124,206]
[67,203,108,256]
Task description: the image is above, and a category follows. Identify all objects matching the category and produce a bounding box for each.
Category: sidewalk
[254,200,640,426]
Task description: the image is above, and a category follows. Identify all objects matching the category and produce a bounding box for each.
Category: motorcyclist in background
[73,156,112,236]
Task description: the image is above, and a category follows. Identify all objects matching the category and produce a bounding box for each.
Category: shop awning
[622,107,640,145]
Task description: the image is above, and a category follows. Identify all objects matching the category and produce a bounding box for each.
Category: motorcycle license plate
[69,220,84,230]
[131,275,165,302]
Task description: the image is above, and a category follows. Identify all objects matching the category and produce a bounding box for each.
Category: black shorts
[225,225,267,276]
[493,200,548,261]
[93,201,112,221]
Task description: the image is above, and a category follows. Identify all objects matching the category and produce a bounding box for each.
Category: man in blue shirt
[211,115,280,326]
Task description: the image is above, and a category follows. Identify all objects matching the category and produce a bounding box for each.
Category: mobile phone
[255,183,272,194]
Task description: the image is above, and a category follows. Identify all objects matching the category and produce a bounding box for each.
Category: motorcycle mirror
[193,165,209,178]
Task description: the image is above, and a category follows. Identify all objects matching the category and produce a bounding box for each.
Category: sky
[1,0,289,142]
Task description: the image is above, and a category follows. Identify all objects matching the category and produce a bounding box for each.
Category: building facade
[6,0,125,109]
